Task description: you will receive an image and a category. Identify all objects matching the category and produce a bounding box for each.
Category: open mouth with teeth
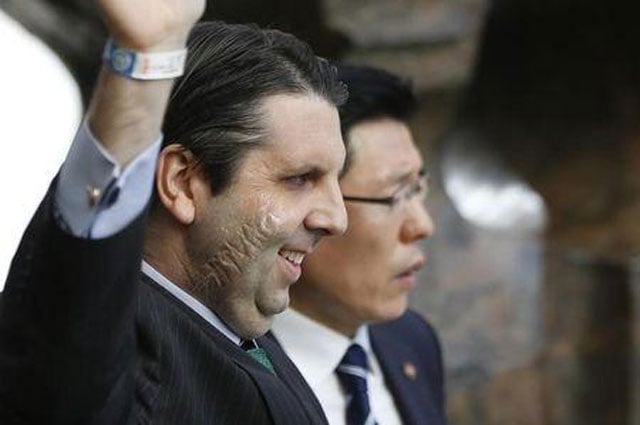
[277,248,307,282]
[279,249,305,265]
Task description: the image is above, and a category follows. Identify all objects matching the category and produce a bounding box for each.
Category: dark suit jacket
[0,189,328,425]
[269,309,447,425]
[268,309,447,425]
[370,311,447,425]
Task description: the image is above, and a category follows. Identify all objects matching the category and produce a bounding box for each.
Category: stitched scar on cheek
[201,209,286,288]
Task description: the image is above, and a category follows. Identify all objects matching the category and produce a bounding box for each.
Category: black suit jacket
[269,309,447,425]
[370,311,447,425]
[0,189,328,425]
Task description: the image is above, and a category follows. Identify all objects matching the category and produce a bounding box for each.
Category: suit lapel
[231,348,309,425]
[140,273,313,425]
[260,334,329,425]
[370,327,444,425]
[223,334,326,425]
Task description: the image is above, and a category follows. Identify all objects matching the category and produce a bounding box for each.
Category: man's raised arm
[0,1,204,423]
[91,0,205,166]
[55,0,205,238]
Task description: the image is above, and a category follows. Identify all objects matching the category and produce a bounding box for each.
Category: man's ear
[155,144,207,225]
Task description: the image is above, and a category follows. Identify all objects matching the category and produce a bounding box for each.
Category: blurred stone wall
[419,1,640,424]
[3,1,639,424]
[632,258,640,425]
[323,1,640,424]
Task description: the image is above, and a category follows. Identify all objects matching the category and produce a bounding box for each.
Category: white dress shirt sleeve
[55,119,162,239]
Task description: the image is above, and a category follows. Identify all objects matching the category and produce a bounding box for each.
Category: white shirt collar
[141,260,242,346]
[271,307,375,388]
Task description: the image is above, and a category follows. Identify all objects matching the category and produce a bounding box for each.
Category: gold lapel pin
[403,362,417,380]
[87,186,101,207]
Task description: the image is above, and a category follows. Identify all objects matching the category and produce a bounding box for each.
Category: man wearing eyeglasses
[271,64,447,425]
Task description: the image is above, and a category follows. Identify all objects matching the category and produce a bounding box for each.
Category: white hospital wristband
[102,38,187,80]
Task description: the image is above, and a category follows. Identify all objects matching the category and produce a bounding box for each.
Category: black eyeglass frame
[342,170,429,208]
[342,195,397,205]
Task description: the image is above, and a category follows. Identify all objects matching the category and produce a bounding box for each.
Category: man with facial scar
[0,0,348,423]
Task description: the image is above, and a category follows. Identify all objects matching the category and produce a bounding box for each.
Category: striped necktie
[336,343,378,425]
[241,340,275,374]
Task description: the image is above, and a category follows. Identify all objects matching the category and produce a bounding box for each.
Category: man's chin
[234,316,274,340]
[369,297,409,324]
[258,295,290,319]
[237,307,286,340]
[228,293,290,339]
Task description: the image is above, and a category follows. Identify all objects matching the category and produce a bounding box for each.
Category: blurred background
[1,0,639,424]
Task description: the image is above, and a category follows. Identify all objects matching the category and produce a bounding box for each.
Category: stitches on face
[189,208,284,295]
[170,94,345,338]
[186,200,303,337]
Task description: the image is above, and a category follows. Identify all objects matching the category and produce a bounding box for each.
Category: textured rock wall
[324,1,640,424]
[325,0,486,92]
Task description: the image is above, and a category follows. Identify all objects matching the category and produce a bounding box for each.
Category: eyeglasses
[343,170,430,209]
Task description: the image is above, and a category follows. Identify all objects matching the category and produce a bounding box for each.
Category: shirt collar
[141,260,242,346]
[271,307,374,388]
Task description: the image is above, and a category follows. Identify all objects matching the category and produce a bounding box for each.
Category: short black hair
[161,22,348,195]
[334,64,416,174]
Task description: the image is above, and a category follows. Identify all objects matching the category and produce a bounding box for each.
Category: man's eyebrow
[387,166,426,186]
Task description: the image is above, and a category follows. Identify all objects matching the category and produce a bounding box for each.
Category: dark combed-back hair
[161,21,348,195]
[335,64,416,134]
[334,64,416,173]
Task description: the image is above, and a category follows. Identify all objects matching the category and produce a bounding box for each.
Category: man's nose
[304,178,348,237]
[400,198,435,243]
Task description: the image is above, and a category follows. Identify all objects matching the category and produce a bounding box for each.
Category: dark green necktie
[242,340,275,374]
